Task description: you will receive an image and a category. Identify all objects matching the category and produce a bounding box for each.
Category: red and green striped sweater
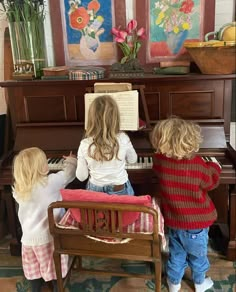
[153,153,221,229]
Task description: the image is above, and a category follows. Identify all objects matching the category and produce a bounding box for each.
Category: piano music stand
[86,84,151,129]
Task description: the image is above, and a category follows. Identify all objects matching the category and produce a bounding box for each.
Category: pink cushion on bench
[60,189,152,227]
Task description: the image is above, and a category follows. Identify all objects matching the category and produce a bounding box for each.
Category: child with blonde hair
[76,95,137,195]
[151,117,221,292]
[12,147,77,292]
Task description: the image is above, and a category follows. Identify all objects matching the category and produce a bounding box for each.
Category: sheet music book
[94,82,132,93]
[84,90,139,131]
[200,126,227,149]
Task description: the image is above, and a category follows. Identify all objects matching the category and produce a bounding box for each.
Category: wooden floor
[0,234,235,291]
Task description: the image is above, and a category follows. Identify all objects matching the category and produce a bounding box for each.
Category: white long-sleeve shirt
[76,132,137,186]
[13,157,77,246]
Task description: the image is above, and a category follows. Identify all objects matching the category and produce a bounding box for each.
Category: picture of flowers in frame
[48,0,126,66]
[136,0,215,64]
[59,0,117,66]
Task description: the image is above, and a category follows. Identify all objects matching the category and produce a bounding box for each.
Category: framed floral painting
[136,0,215,64]
[48,0,126,66]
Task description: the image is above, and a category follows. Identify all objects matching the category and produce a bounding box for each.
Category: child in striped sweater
[151,117,221,292]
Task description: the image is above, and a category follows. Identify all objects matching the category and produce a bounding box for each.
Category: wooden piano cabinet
[228,186,236,260]
[0,186,8,239]
[209,185,229,225]
[1,74,234,141]
[1,186,22,255]
[0,74,236,259]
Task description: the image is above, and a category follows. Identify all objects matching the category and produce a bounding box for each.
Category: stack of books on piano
[153,60,190,75]
[42,66,69,80]
[69,67,106,80]
[41,66,106,80]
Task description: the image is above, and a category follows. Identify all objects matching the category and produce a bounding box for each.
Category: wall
[0,19,7,115]
[0,0,235,115]
[215,0,235,30]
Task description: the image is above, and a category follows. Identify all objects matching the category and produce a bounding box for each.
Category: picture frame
[136,0,216,65]
[48,0,126,66]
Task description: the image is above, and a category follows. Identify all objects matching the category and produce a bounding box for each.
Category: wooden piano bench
[48,198,165,292]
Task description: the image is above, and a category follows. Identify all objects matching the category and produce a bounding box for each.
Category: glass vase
[8,20,47,79]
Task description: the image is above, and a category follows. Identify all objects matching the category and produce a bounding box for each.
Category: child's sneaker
[194,277,214,292]
[167,278,181,292]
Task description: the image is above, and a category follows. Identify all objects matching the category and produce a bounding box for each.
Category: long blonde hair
[86,95,120,161]
[151,117,203,159]
[12,147,48,200]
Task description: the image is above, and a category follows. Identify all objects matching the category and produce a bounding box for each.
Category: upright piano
[0,74,235,260]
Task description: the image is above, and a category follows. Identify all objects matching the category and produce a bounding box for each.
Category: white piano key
[147,157,153,169]
[144,157,149,168]
[209,156,222,168]
[202,156,210,162]
[56,158,65,170]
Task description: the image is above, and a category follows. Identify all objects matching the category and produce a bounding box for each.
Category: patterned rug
[0,236,235,292]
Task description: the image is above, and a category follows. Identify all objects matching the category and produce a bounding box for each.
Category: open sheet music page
[84,90,139,131]
[94,82,132,93]
[200,126,227,149]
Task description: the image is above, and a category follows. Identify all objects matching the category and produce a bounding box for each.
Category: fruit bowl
[184,41,236,74]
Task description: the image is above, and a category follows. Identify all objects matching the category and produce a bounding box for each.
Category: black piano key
[51,158,58,164]
[48,157,54,163]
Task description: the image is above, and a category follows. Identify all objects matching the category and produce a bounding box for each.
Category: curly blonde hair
[86,95,120,161]
[12,147,48,201]
[151,117,203,159]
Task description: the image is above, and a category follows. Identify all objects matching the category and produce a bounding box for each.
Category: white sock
[194,277,214,292]
[167,278,181,292]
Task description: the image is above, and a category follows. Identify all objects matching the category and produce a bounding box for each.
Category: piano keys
[47,155,226,171]
[128,156,153,169]
[47,156,154,171]
[47,157,65,171]
[202,156,222,168]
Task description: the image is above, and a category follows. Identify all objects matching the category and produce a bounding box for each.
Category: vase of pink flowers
[110,19,146,76]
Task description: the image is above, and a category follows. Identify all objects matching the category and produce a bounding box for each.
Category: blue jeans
[167,228,210,285]
[86,180,134,195]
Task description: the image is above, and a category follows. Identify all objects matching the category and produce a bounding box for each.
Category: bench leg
[54,252,64,292]
[154,259,162,292]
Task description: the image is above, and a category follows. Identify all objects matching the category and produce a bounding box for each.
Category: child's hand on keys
[63,151,76,159]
